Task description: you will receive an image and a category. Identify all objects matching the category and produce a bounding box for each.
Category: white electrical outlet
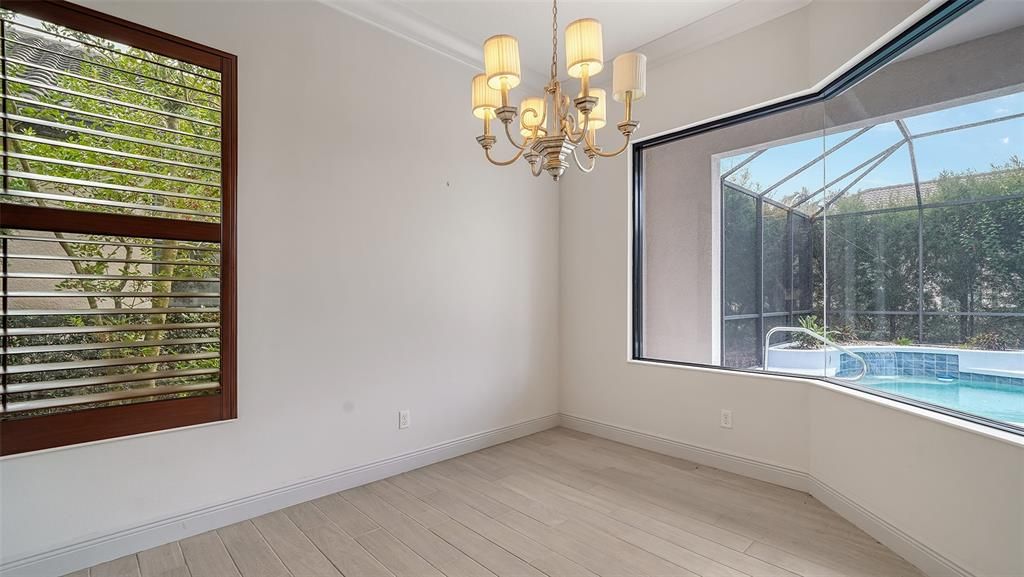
[398,410,410,429]
[720,409,733,429]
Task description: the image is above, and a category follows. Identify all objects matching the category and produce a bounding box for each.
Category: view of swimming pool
[859,376,1024,426]
[764,345,1024,428]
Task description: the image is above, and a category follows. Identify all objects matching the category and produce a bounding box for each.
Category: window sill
[0,400,237,460]
[625,358,1024,448]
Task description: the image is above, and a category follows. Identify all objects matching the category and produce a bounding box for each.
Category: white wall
[808,386,1024,577]
[3,2,1022,576]
[0,0,559,568]
[559,2,1024,576]
[561,4,824,478]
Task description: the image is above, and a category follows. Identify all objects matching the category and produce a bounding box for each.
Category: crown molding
[639,0,812,68]
[320,0,481,69]
[320,0,550,90]
[319,0,809,92]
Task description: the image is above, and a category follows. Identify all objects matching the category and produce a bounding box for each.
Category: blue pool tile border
[956,371,1024,387]
[838,350,1023,387]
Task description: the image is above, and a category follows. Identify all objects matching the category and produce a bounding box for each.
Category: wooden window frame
[0,0,237,456]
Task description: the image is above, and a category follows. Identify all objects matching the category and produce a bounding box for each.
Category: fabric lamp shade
[484,34,522,89]
[472,73,501,119]
[613,52,646,102]
[565,18,603,78]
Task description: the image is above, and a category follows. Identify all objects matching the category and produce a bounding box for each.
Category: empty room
[0,0,1021,576]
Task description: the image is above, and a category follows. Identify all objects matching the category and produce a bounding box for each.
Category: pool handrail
[764,326,868,381]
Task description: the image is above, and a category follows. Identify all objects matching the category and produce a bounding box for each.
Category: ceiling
[398,1,739,81]
[899,0,1024,61]
[326,0,809,87]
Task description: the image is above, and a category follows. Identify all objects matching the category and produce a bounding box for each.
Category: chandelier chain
[550,0,558,82]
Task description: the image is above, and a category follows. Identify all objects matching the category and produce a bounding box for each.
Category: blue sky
[723,92,1023,204]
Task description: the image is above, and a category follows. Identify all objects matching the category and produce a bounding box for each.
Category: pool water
[858,376,1024,425]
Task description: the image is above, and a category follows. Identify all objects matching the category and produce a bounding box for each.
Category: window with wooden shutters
[0,0,236,456]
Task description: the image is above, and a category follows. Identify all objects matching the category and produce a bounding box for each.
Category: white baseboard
[1,413,560,577]
[558,413,973,577]
[809,478,972,577]
[558,413,810,491]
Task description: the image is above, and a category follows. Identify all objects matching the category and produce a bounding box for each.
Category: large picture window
[1,0,237,455]
[634,0,1023,433]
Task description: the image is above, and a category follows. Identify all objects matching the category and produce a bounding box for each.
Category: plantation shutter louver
[1,0,236,455]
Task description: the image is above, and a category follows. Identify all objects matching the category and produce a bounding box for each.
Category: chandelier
[471,0,647,181]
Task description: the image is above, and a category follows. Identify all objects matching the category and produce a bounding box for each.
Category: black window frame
[630,0,1024,437]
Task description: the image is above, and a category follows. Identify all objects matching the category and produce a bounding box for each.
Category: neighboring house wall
[6,235,91,312]
[0,0,560,569]
[560,2,1024,576]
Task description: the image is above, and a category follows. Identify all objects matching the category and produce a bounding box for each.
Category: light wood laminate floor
[69,428,924,577]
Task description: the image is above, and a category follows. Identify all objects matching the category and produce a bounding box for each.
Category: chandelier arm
[562,111,575,134]
[530,158,545,177]
[567,112,591,145]
[571,145,596,173]
[585,129,632,158]
[503,121,529,151]
[582,129,599,155]
[503,106,544,150]
[485,145,528,167]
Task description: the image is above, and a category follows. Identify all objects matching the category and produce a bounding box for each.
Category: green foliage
[893,336,914,346]
[829,323,856,343]
[793,316,838,349]
[723,187,758,316]
[962,332,1012,351]
[4,17,222,216]
[820,159,1024,349]
[1,12,224,408]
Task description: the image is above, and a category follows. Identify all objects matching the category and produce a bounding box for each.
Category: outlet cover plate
[720,409,733,429]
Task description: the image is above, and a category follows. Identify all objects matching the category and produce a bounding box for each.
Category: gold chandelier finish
[472,0,647,181]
